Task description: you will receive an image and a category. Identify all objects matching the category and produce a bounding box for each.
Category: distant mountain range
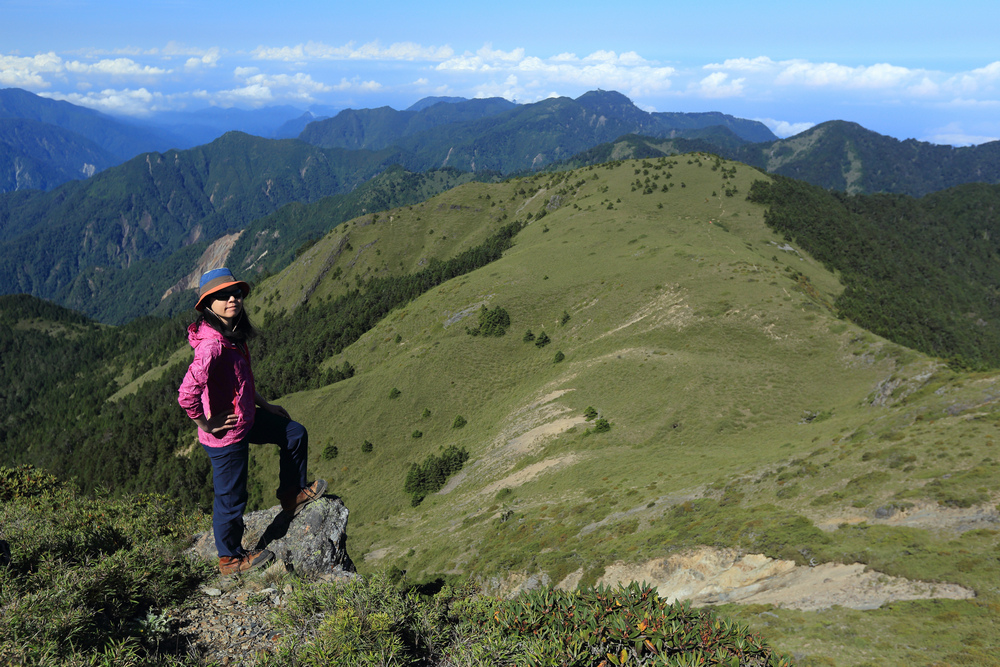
[0,89,339,191]
[299,90,776,172]
[4,87,1000,326]
[554,121,1000,198]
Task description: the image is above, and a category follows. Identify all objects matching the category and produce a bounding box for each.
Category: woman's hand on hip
[200,411,238,434]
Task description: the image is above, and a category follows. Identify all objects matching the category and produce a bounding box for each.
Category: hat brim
[195,280,250,311]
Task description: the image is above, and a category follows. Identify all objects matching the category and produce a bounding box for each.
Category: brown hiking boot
[279,479,328,516]
[219,549,274,576]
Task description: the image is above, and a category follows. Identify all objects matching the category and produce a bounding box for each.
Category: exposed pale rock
[580,547,974,612]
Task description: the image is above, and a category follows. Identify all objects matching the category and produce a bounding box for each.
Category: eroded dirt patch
[560,547,974,612]
[815,500,1000,534]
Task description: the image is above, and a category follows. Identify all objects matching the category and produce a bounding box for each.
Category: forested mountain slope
[0,117,119,192]
[0,87,180,163]
[300,90,776,173]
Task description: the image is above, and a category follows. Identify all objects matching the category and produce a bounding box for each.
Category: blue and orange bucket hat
[195,268,250,312]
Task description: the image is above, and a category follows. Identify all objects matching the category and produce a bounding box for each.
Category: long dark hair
[197,306,258,344]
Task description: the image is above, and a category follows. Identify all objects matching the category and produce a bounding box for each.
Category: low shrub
[0,467,207,665]
[404,445,469,506]
[260,574,791,667]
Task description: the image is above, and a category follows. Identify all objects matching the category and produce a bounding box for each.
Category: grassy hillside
[228,155,1000,665]
[6,153,1000,664]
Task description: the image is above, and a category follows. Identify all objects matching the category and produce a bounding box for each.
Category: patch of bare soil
[560,547,974,612]
[480,454,580,497]
[815,500,1000,534]
[442,386,587,496]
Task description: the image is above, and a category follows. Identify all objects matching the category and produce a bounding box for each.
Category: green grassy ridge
[6,153,1000,664]
[235,155,1000,664]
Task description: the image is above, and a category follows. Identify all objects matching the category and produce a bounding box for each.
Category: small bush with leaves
[389,387,401,399]
[452,415,467,429]
[412,430,423,439]
[466,305,511,337]
[404,445,470,506]
[361,440,374,453]
[560,310,571,326]
[0,467,206,665]
[479,582,792,667]
[523,329,536,343]
[323,443,339,460]
[554,351,565,363]
[591,417,612,433]
[535,331,551,347]
[584,406,598,421]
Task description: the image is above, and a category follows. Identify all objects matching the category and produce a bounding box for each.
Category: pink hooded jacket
[177,321,257,447]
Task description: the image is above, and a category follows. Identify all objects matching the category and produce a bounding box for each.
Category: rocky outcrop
[187,496,356,577]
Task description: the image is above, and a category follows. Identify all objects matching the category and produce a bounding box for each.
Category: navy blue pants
[203,408,309,558]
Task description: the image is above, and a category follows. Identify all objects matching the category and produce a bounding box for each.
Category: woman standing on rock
[178,268,327,575]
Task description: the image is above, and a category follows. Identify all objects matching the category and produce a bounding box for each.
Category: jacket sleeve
[178,340,218,420]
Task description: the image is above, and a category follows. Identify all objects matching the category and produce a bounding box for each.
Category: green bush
[362,440,374,454]
[404,445,469,506]
[466,305,511,337]
[535,331,551,347]
[0,464,61,502]
[591,418,611,433]
[322,443,339,460]
[482,582,791,666]
[389,387,402,399]
[259,575,790,667]
[452,415,467,429]
[584,406,598,421]
[554,351,565,363]
[0,469,206,665]
[523,329,536,343]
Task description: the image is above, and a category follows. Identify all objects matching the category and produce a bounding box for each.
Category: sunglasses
[212,287,244,301]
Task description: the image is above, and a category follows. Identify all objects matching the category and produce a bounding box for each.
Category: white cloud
[184,48,222,71]
[923,122,998,146]
[940,97,1000,108]
[775,61,916,89]
[909,77,940,97]
[0,52,64,87]
[438,46,674,100]
[39,87,167,115]
[330,77,383,93]
[696,72,745,98]
[217,68,333,105]
[705,56,777,73]
[756,117,816,138]
[64,58,170,78]
[252,40,454,62]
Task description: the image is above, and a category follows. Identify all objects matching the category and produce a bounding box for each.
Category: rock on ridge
[186,496,356,577]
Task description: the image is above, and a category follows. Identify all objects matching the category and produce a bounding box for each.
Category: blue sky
[2,0,999,144]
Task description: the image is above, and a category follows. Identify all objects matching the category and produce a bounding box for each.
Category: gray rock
[187,497,356,577]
